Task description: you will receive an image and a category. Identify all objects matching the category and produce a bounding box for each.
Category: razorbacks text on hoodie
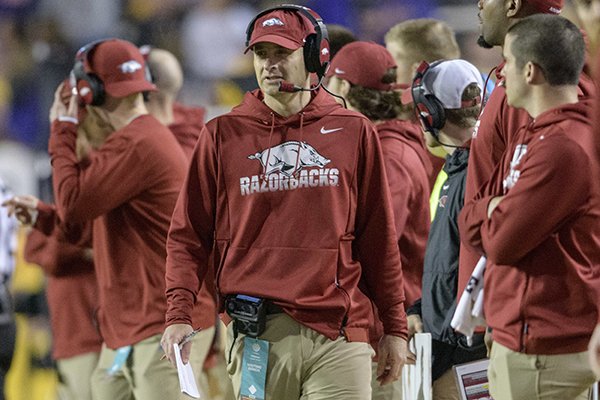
[241,140,339,195]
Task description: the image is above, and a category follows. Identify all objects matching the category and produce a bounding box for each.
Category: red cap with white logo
[86,39,156,98]
[245,9,315,53]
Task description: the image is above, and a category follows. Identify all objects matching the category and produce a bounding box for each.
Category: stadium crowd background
[0,0,587,398]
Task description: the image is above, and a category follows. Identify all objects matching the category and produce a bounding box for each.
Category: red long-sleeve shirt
[49,115,187,348]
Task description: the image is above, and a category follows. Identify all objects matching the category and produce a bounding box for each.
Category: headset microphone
[278,77,347,108]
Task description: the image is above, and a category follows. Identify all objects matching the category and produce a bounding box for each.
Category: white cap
[423,59,484,109]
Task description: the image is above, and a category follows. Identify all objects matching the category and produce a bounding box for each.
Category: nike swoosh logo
[443,185,450,190]
[320,127,343,134]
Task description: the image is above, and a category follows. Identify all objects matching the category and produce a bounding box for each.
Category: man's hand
[407,314,423,341]
[376,334,415,386]
[588,323,600,378]
[161,323,194,366]
[49,83,78,124]
[487,196,505,218]
[2,195,40,225]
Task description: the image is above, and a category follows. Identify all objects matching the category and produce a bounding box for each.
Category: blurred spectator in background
[180,0,256,106]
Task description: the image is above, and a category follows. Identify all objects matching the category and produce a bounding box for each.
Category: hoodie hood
[230,88,343,127]
[376,119,432,171]
[530,101,591,133]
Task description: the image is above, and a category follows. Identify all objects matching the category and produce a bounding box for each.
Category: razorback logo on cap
[262,17,284,27]
[119,60,143,74]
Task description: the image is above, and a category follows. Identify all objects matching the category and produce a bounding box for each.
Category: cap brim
[105,81,157,98]
[400,87,414,105]
[244,35,303,53]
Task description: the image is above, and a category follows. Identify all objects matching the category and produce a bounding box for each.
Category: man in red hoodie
[459,15,599,399]
[458,0,596,305]
[48,39,188,399]
[161,5,409,399]
[326,41,428,399]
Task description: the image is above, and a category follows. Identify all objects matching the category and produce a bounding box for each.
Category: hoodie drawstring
[262,112,276,182]
[292,112,305,178]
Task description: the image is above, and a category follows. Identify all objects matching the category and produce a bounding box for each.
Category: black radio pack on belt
[226,295,267,338]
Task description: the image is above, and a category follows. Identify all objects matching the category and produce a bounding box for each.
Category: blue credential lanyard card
[240,337,269,400]
[106,345,132,376]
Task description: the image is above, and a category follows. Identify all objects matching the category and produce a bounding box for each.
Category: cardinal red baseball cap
[528,0,563,14]
[326,41,400,91]
[245,9,315,52]
[85,39,156,98]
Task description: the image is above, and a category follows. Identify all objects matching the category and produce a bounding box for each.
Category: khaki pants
[432,368,460,400]
[227,313,374,400]
[370,362,402,400]
[91,334,184,400]
[488,341,595,400]
[56,351,99,400]
[188,326,215,399]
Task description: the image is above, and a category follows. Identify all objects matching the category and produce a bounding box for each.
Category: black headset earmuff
[245,4,330,80]
[411,60,446,138]
[72,39,107,106]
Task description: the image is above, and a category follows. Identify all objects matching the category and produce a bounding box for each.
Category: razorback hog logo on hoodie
[240,140,340,196]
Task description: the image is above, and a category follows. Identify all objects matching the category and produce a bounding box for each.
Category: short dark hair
[327,24,357,59]
[347,68,400,120]
[507,14,584,85]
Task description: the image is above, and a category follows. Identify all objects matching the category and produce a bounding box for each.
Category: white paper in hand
[173,343,201,399]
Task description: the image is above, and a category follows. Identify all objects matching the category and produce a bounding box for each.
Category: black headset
[411,60,447,138]
[245,4,330,80]
[71,38,154,106]
[71,39,108,106]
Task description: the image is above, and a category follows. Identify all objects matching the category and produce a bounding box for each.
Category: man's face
[385,41,415,85]
[501,34,527,108]
[477,0,511,48]
[253,42,309,97]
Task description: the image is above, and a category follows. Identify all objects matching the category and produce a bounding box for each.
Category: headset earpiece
[246,5,330,80]
[72,39,109,106]
[72,56,105,106]
[411,60,446,137]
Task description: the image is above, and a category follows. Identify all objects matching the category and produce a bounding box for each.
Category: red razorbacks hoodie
[459,102,600,354]
[165,89,408,342]
[458,62,596,302]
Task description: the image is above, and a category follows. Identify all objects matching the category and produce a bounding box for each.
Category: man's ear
[525,61,545,85]
[507,0,523,18]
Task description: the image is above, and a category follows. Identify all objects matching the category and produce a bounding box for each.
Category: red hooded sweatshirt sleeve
[166,89,407,341]
[459,104,600,354]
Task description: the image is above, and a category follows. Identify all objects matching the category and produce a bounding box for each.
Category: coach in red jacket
[161,6,409,399]
[459,15,599,399]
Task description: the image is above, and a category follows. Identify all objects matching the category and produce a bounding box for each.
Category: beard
[477,35,494,49]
